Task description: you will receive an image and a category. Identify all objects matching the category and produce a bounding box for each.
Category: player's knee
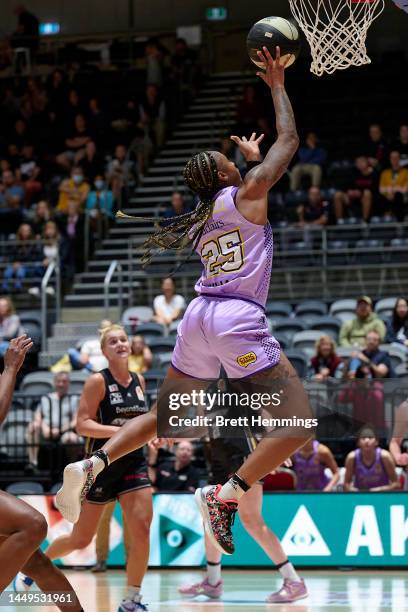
[25,511,48,547]
[129,513,152,538]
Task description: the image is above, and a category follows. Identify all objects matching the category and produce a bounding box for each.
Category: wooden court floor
[5,568,407,611]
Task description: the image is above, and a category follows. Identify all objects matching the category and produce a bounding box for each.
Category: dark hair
[117,151,220,268]
[392,297,408,332]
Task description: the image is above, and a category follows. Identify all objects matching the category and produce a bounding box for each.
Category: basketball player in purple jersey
[292,438,339,491]
[344,426,399,492]
[56,46,312,585]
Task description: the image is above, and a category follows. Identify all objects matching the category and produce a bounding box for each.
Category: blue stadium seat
[274,320,307,343]
[6,481,44,495]
[296,300,328,317]
[265,302,292,318]
[309,316,342,339]
[285,350,309,378]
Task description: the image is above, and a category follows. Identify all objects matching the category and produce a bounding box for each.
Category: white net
[288,0,385,76]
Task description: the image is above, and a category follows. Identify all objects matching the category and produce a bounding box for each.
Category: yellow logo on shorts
[237,351,257,367]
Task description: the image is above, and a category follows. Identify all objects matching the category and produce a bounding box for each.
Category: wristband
[246,160,261,171]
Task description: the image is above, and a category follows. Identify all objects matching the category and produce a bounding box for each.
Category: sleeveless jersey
[293,440,330,491]
[194,186,273,308]
[354,448,389,490]
[85,368,148,460]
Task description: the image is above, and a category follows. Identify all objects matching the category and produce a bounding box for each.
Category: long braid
[116,151,220,268]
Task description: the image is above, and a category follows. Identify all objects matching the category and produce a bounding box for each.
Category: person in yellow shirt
[57,166,90,213]
[128,335,153,374]
[379,151,408,221]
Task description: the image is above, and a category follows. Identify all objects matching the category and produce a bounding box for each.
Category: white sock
[279,561,301,582]
[218,475,249,502]
[89,455,106,477]
[126,585,141,602]
[207,561,221,585]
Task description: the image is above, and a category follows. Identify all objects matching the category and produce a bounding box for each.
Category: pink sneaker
[178,577,223,599]
[266,578,307,603]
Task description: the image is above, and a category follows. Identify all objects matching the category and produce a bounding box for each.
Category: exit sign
[206,7,228,21]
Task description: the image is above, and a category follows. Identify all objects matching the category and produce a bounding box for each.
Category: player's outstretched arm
[0,335,33,425]
[236,46,298,219]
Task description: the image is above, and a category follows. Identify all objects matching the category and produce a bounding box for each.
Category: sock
[207,560,221,586]
[218,473,250,502]
[90,450,110,476]
[126,585,141,602]
[276,559,301,582]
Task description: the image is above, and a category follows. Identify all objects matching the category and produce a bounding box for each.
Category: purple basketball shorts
[171,295,281,379]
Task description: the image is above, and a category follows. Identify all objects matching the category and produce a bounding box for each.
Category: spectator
[0,296,23,358]
[0,169,25,209]
[10,118,30,150]
[25,372,81,472]
[57,200,86,276]
[339,296,386,347]
[78,140,105,183]
[87,98,107,145]
[291,438,339,491]
[57,166,90,213]
[385,297,408,348]
[28,221,62,297]
[144,39,164,88]
[392,124,408,167]
[128,335,153,374]
[150,440,199,492]
[107,144,136,201]
[10,4,39,55]
[365,123,388,169]
[236,85,266,136]
[163,191,190,219]
[153,277,186,326]
[67,320,111,373]
[1,223,40,293]
[139,84,166,150]
[170,37,199,106]
[56,114,92,170]
[311,335,343,380]
[46,69,68,115]
[17,143,42,206]
[379,150,408,221]
[345,330,392,380]
[30,200,52,237]
[24,77,47,115]
[290,132,327,191]
[333,156,378,222]
[296,187,329,226]
[86,175,115,219]
[344,426,399,492]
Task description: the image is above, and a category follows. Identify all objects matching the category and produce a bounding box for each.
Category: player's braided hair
[117,151,220,268]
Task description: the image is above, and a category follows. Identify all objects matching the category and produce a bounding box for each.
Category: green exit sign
[206,7,228,21]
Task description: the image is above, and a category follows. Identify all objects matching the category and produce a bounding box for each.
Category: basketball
[247,16,301,69]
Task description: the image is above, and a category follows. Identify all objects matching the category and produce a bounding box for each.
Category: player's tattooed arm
[0,335,32,425]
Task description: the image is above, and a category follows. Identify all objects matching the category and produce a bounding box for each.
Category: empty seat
[329,299,356,323]
[143,371,163,391]
[168,320,182,337]
[6,481,44,495]
[309,316,342,339]
[336,346,354,359]
[20,311,42,350]
[292,330,325,357]
[273,331,290,350]
[389,238,408,263]
[134,322,166,341]
[274,320,307,343]
[285,350,309,378]
[354,239,384,264]
[149,338,176,354]
[0,423,28,458]
[296,300,328,317]
[21,372,54,396]
[379,344,406,370]
[375,297,398,320]
[122,307,154,329]
[265,301,293,318]
[327,240,349,266]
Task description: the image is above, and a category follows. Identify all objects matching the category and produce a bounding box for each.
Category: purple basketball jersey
[354,448,389,490]
[194,186,273,307]
[293,440,330,491]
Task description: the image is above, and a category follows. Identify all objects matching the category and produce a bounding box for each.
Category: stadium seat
[168,320,182,337]
[273,331,290,350]
[6,481,44,495]
[143,371,164,391]
[295,314,322,327]
[49,482,62,494]
[0,423,27,458]
[21,372,54,396]
[265,301,292,318]
[368,217,398,241]
[134,322,165,338]
[285,350,309,378]
[20,310,42,350]
[395,363,408,378]
[122,307,154,330]
[336,347,354,359]
[149,338,176,354]
[389,238,408,263]
[375,297,398,320]
[309,316,342,339]
[379,344,407,370]
[292,330,324,356]
[155,352,173,370]
[263,469,296,491]
[354,239,384,264]
[327,240,349,266]
[273,320,307,343]
[68,370,91,394]
[329,299,356,323]
[295,300,328,317]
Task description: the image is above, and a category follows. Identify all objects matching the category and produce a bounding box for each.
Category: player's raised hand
[230,132,264,162]
[4,335,33,372]
[256,46,290,89]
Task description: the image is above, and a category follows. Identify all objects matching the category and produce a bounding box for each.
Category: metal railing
[104,260,123,319]
[41,260,61,351]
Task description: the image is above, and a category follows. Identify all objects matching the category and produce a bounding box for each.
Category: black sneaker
[195,484,237,555]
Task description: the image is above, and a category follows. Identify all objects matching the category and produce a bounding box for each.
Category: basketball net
[288,0,385,76]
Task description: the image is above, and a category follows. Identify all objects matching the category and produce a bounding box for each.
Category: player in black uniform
[0,336,83,611]
[17,325,152,612]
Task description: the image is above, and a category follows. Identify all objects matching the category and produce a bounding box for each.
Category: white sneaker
[28,287,40,297]
[13,573,34,592]
[46,287,55,296]
[55,460,96,523]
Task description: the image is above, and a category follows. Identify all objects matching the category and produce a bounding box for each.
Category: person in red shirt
[311,335,343,380]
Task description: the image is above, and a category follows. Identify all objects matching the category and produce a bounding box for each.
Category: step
[61,306,122,322]
[48,337,89,352]
[166,136,223,146]
[39,351,67,368]
[53,322,105,337]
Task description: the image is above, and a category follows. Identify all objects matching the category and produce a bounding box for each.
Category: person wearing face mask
[57,166,90,213]
[86,175,114,219]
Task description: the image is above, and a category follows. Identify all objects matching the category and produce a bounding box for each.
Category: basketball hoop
[288,0,385,76]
